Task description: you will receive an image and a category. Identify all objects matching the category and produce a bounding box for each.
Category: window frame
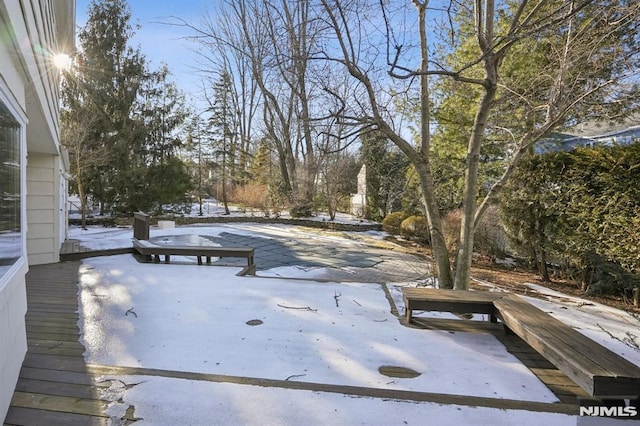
[0,84,28,288]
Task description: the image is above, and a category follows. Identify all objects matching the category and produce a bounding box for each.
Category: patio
[4,257,584,425]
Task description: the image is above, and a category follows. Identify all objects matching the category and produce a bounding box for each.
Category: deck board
[4,260,590,424]
[3,262,109,426]
[495,294,640,398]
[5,407,107,426]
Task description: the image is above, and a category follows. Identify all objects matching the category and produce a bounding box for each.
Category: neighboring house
[535,120,640,153]
[0,0,74,419]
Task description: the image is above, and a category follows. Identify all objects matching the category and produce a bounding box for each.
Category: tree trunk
[222,143,230,215]
[414,160,453,288]
[454,81,498,290]
[536,248,551,283]
[453,0,500,290]
[79,186,87,230]
[580,266,592,292]
[75,149,88,230]
[413,1,453,289]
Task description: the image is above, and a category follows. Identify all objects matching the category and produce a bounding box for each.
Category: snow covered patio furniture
[403,287,640,403]
[132,239,256,275]
[132,212,256,275]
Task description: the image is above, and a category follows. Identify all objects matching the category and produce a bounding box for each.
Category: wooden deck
[4,262,113,426]
[3,262,586,424]
[407,317,589,404]
[403,287,640,401]
[495,294,640,399]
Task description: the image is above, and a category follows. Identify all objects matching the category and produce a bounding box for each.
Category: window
[0,101,21,279]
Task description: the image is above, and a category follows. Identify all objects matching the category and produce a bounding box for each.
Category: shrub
[230,184,269,216]
[440,208,508,257]
[584,251,640,297]
[267,178,290,218]
[400,215,430,244]
[289,201,314,218]
[382,211,409,235]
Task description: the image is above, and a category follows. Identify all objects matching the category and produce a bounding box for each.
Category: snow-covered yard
[71,224,640,425]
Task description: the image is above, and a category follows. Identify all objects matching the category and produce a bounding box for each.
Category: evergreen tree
[63,0,145,215]
[62,0,194,216]
[501,142,640,289]
[360,131,410,221]
[248,138,274,185]
[136,65,191,213]
[500,152,563,281]
[207,71,239,215]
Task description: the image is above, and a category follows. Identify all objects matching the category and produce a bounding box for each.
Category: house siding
[0,261,28,421]
[27,153,62,265]
[0,0,74,420]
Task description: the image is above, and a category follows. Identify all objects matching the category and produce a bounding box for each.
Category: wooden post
[133,212,150,240]
[634,287,639,308]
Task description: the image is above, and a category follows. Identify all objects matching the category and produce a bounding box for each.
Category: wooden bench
[402,287,640,401]
[494,294,640,400]
[133,239,256,276]
[403,287,501,323]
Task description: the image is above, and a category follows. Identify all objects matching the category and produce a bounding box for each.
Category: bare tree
[182,0,327,207]
[319,0,639,289]
[268,0,319,202]
[177,0,638,289]
[193,5,261,183]
[60,108,107,230]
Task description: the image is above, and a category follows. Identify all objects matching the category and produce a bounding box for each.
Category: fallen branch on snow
[277,304,317,312]
[597,323,640,352]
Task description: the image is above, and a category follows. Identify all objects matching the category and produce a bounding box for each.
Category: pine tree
[136,64,191,213]
[207,71,238,215]
[63,0,146,215]
[62,0,194,216]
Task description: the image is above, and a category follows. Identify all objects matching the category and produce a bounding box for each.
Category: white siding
[0,74,28,423]
[0,261,28,422]
[0,0,74,419]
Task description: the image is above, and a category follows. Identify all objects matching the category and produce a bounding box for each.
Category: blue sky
[75,0,216,109]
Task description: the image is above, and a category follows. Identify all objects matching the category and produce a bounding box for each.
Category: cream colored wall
[27,153,62,265]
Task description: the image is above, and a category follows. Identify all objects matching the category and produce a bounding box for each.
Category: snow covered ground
[72,223,640,425]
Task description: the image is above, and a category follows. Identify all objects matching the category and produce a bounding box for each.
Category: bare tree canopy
[317,0,639,289]
[177,0,638,289]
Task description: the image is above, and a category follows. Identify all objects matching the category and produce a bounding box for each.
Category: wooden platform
[3,262,119,426]
[403,287,640,402]
[403,286,501,323]
[495,295,640,400]
[2,262,585,423]
[407,316,590,404]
